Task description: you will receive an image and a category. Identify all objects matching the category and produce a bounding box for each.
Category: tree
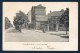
[13,11,28,32]
[60,8,69,35]
[5,17,13,29]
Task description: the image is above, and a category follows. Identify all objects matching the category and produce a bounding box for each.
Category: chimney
[38,4,42,6]
[66,8,69,11]
[61,9,64,12]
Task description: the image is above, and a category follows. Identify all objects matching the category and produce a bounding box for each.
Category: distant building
[27,10,31,24]
[31,4,48,30]
[26,10,32,29]
[47,9,65,31]
[5,17,13,29]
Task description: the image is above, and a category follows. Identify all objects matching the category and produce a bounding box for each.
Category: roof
[32,4,46,8]
[47,11,64,18]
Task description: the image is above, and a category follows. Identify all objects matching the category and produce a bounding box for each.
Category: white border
[2,2,78,51]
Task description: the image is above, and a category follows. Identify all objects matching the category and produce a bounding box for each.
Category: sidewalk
[34,30,69,38]
[34,30,69,35]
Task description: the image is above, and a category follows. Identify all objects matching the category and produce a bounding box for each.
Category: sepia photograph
[4,2,69,42]
[3,2,78,51]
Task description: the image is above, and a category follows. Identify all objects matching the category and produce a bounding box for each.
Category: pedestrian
[42,25,46,33]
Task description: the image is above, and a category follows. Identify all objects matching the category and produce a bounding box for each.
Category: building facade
[26,5,69,31]
[47,9,65,31]
[31,4,48,30]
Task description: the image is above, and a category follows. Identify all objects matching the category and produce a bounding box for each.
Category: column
[56,22,59,32]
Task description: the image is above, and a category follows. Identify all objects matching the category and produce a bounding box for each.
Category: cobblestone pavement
[5,28,69,42]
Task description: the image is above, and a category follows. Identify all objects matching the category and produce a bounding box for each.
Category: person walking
[42,25,46,33]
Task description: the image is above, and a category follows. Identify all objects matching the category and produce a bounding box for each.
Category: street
[5,28,69,42]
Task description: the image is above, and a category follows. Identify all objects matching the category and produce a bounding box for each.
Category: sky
[3,2,72,24]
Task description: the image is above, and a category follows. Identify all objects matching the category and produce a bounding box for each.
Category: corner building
[31,4,48,30]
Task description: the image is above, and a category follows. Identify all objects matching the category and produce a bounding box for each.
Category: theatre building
[31,4,48,30]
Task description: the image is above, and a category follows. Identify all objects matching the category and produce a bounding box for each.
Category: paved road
[5,28,69,42]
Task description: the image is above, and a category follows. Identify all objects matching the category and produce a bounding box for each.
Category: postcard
[2,2,78,51]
